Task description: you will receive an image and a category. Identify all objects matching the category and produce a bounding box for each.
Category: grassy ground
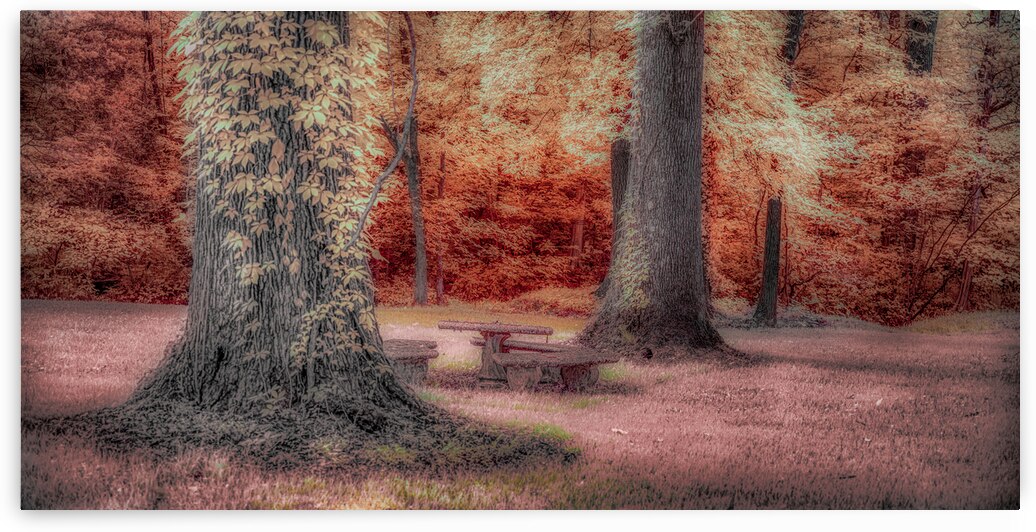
[21,300,1019,509]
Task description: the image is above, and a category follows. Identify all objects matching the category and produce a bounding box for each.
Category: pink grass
[21,300,1019,509]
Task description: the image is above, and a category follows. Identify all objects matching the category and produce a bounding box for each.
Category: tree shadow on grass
[22,397,579,485]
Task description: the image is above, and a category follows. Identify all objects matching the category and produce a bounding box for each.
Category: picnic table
[437,320,553,383]
[470,337,619,391]
[440,320,618,391]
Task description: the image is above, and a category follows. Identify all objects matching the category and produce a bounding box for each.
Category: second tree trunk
[753,198,782,326]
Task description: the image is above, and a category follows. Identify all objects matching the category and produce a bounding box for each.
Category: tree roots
[24,395,576,475]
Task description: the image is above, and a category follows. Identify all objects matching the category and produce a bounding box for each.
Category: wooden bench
[471,337,618,391]
[438,320,553,384]
[469,337,565,352]
[383,339,439,384]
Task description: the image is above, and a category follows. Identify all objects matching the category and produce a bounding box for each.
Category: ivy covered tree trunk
[753,198,782,326]
[594,138,630,298]
[582,11,722,351]
[133,11,423,425]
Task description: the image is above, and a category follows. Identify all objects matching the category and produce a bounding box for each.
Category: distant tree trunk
[753,198,782,326]
[569,183,586,269]
[405,115,429,305]
[435,152,447,305]
[593,138,630,298]
[781,10,806,87]
[134,12,423,424]
[582,11,721,351]
[781,204,791,305]
[954,11,999,312]
[954,187,981,311]
[905,11,938,74]
[898,10,938,320]
[140,11,165,130]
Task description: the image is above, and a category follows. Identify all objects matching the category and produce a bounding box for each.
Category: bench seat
[383,339,439,384]
[470,336,565,352]
[492,347,619,391]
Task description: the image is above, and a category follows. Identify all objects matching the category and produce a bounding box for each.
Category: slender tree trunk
[405,114,429,305]
[899,10,938,320]
[954,10,999,312]
[906,11,938,74]
[134,12,422,424]
[140,11,165,130]
[435,152,447,305]
[569,184,586,269]
[781,204,790,305]
[593,138,630,298]
[753,198,782,326]
[582,11,721,351]
[781,10,806,87]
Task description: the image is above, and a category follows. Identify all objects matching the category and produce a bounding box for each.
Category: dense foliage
[21,11,189,303]
[21,10,1019,325]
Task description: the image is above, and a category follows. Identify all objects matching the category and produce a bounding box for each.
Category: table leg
[505,366,543,391]
[561,364,599,391]
[477,332,509,382]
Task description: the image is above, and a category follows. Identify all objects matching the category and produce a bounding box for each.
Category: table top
[437,320,553,336]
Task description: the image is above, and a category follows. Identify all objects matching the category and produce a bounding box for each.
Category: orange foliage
[21,11,189,303]
[19,11,1019,324]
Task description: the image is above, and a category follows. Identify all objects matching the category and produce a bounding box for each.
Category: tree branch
[347,12,418,252]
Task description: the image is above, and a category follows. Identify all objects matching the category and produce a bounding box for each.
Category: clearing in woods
[21,300,1019,509]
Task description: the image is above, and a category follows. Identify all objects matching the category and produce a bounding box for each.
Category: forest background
[19,9,1020,326]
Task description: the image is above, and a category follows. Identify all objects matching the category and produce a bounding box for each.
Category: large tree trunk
[753,198,782,326]
[134,12,422,424]
[593,138,630,298]
[581,11,721,351]
[405,114,429,305]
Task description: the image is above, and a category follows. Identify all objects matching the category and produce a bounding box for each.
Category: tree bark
[134,12,423,425]
[906,11,938,74]
[593,138,630,297]
[581,11,721,351]
[753,198,782,326]
[405,114,429,305]
[435,152,447,305]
